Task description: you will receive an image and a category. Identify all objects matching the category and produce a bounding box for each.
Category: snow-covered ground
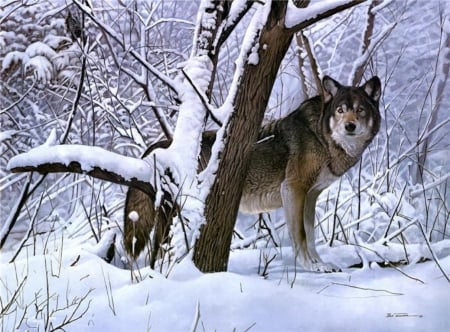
[1,240,449,331]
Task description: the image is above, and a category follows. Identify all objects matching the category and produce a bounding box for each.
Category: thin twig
[317,282,404,296]
[416,221,450,283]
[189,301,201,332]
[60,52,87,144]
[0,276,27,315]
[182,69,223,127]
[353,242,425,284]
[9,192,45,263]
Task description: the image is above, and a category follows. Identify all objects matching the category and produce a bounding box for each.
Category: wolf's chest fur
[238,130,340,214]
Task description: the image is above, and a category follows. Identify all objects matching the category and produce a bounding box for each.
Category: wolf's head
[322,76,382,157]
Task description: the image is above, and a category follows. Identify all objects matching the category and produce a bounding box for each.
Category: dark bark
[9,162,154,197]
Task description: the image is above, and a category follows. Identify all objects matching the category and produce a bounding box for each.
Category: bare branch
[352,0,381,85]
[295,30,321,97]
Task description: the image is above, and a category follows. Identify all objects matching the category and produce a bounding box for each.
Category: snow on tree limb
[7,145,154,195]
[284,0,365,31]
[164,0,233,184]
[214,0,254,51]
[198,0,273,192]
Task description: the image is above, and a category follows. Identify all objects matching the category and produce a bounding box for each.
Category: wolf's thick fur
[124,76,382,272]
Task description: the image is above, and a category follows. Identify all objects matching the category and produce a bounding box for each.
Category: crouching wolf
[124,76,381,272]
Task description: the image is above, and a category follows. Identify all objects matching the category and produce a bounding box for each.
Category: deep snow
[1,240,449,332]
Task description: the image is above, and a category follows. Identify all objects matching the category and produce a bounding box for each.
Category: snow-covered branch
[215,0,254,50]
[163,0,237,184]
[7,145,154,196]
[284,0,365,31]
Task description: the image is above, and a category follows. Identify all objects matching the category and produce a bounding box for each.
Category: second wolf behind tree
[123,75,382,272]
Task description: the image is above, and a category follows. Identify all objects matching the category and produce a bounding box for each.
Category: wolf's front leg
[304,190,341,273]
[280,181,322,271]
[281,181,340,272]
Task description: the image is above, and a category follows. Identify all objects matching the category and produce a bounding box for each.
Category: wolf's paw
[311,261,341,273]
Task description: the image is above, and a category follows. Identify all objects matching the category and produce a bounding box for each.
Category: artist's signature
[386,313,423,318]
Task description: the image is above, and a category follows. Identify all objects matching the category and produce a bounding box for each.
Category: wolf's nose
[345,122,356,133]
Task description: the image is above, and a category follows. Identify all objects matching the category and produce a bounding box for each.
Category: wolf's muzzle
[345,122,356,133]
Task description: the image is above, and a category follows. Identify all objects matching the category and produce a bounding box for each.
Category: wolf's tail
[123,140,172,260]
[123,132,215,261]
[123,187,157,258]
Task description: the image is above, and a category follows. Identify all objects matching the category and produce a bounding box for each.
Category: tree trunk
[193,2,294,272]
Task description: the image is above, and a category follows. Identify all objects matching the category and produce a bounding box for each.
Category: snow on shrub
[1,51,29,75]
[25,41,58,59]
[24,55,54,85]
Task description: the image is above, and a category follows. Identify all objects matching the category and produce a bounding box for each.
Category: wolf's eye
[337,107,344,113]
[357,107,366,115]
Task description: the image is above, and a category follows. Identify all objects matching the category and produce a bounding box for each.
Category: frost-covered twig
[60,44,87,144]
[0,173,32,249]
[215,0,254,50]
[413,11,449,184]
[285,0,365,31]
[0,81,37,115]
[101,28,174,139]
[410,173,450,197]
[50,288,94,331]
[352,241,425,284]
[0,171,49,250]
[382,183,407,238]
[231,220,286,249]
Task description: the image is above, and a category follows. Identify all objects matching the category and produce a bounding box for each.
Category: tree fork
[193,2,294,272]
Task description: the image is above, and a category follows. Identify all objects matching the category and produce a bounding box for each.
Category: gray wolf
[123,75,381,272]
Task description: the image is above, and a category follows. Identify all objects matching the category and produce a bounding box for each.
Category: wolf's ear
[322,76,341,102]
[362,76,381,102]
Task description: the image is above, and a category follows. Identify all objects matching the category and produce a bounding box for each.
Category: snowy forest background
[1,0,449,331]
